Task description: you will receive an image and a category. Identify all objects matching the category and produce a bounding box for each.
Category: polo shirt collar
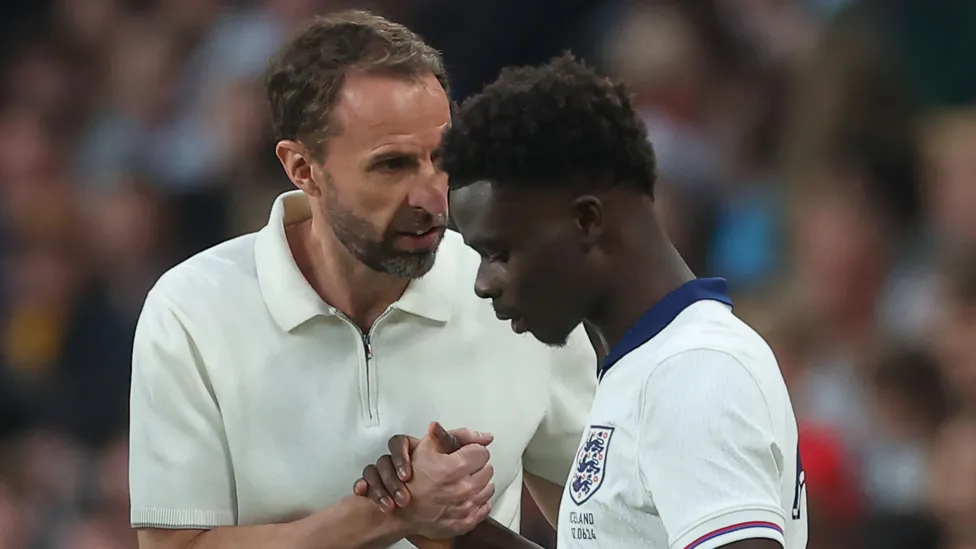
[254,191,454,332]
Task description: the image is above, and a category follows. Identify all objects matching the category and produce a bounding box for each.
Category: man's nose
[406,166,448,217]
[474,261,504,300]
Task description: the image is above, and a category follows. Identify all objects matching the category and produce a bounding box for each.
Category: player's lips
[494,310,527,334]
[510,318,527,334]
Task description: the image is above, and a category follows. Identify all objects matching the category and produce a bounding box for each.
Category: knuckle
[378,462,396,480]
[475,487,492,505]
[458,479,476,497]
[362,465,375,480]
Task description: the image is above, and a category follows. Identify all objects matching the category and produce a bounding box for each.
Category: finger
[472,500,492,524]
[446,464,494,521]
[428,421,461,454]
[460,463,495,500]
[452,443,490,474]
[470,478,496,508]
[376,455,411,507]
[447,473,495,520]
[448,428,493,447]
[352,478,368,496]
[387,434,418,481]
[362,464,395,512]
[451,500,492,534]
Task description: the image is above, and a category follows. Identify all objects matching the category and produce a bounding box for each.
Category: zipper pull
[364,336,373,361]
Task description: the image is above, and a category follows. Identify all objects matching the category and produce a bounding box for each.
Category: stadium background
[0,0,974,547]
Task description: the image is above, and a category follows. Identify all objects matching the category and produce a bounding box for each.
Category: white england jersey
[557,278,808,549]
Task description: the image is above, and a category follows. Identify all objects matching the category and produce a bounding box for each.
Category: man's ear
[275,140,321,197]
[573,195,604,250]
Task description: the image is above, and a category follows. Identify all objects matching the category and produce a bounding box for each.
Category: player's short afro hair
[441,53,657,195]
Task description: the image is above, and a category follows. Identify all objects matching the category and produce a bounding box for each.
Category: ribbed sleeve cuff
[131,507,235,529]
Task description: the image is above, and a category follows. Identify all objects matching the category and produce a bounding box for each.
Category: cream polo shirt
[129,191,597,547]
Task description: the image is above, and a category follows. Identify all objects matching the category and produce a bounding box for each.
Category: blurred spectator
[76,16,188,189]
[933,246,976,414]
[865,348,949,512]
[927,416,976,549]
[799,422,860,549]
[860,512,942,549]
[601,3,727,273]
[0,439,41,549]
[922,109,976,249]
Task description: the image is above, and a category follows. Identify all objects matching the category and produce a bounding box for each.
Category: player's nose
[474,261,503,300]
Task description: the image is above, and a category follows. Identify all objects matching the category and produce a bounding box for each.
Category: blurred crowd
[0,0,974,548]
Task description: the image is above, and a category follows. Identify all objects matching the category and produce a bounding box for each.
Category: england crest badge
[569,425,614,505]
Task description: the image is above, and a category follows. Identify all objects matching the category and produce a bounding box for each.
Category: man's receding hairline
[265,8,448,157]
[317,70,447,147]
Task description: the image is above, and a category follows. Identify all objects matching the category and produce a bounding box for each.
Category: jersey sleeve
[522,324,598,485]
[637,349,786,549]
[129,289,236,529]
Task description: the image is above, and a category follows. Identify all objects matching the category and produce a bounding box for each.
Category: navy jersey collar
[598,278,733,380]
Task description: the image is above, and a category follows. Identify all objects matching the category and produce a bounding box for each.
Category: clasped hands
[352,422,495,548]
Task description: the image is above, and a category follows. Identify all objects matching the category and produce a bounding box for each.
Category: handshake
[352,422,496,548]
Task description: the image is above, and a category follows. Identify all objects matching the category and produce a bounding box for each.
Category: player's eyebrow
[465,237,505,254]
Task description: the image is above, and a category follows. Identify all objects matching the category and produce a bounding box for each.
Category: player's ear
[275,140,320,197]
[573,195,603,250]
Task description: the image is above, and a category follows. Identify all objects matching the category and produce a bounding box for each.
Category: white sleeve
[638,349,786,549]
[129,289,236,529]
[522,324,598,485]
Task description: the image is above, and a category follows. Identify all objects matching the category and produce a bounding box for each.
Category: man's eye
[483,251,509,263]
[376,156,413,171]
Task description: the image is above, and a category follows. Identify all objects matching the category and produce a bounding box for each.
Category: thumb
[427,421,462,453]
[449,428,494,447]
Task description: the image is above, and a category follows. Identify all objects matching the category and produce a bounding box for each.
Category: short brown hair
[264,10,448,157]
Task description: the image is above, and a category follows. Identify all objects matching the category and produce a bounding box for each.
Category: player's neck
[289,219,409,331]
[588,226,694,354]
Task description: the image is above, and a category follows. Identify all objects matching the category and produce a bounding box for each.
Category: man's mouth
[495,311,527,334]
[396,226,443,249]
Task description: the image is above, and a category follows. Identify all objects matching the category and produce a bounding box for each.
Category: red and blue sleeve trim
[684,521,783,549]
